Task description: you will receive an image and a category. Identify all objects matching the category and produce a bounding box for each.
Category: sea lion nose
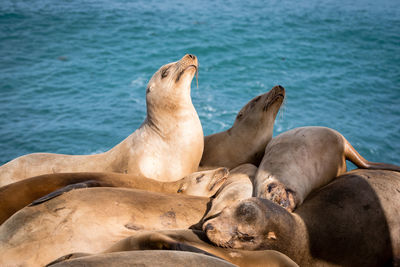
[188,54,196,59]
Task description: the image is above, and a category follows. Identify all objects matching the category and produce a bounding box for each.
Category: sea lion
[204,164,256,220]
[49,229,299,267]
[0,187,212,267]
[47,251,237,267]
[0,168,228,224]
[200,85,285,169]
[204,169,400,266]
[254,126,400,211]
[0,54,203,186]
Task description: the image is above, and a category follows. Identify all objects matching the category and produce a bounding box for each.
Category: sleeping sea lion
[204,169,400,266]
[0,167,228,224]
[49,229,298,267]
[255,126,400,211]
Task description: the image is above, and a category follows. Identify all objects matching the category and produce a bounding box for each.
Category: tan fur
[0,54,203,186]
[204,164,256,220]
[50,229,298,267]
[200,85,285,169]
[0,168,229,224]
[205,170,400,266]
[48,251,236,267]
[255,126,400,211]
[0,187,211,266]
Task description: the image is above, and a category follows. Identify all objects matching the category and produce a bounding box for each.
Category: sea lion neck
[145,89,197,137]
[257,199,309,263]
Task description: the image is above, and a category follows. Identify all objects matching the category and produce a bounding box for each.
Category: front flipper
[45,253,92,266]
[29,180,111,206]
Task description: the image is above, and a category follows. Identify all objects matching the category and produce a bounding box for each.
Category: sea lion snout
[180,54,198,68]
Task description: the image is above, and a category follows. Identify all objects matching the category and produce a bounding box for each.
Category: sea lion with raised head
[0,167,228,224]
[254,126,400,211]
[204,169,400,266]
[0,187,213,266]
[0,54,203,186]
[200,85,285,169]
[49,229,299,267]
[47,251,237,267]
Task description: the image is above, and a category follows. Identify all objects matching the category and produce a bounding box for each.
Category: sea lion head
[203,198,265,250]
[177,168,229,197]
[260,181,296,212]
[203,198,291,250]
[231,85,285,137]
[146,54,198,113]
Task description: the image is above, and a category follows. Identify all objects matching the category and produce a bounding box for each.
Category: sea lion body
[200,85,285,169]
[0,54,203,186]
[255,126,400,210]
[51,229,298,267]
[0,187,210,266]
[205,169,400,266]
[48,251,237,267]
[0,168,228,224]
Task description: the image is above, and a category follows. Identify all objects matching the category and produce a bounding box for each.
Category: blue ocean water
[0,0,399,168]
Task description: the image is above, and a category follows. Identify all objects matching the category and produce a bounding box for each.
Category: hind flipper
[344,138,400,172]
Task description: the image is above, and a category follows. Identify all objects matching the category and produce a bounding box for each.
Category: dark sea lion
[0,187,212,266]
[47,251,237,267]
[255,126,400,211]
[0,54,203,186]
[204,169,400,266]
[200,85,285,169]
[0,168,228,224]
[49,229,299,267]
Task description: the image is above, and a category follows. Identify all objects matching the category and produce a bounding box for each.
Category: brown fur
[0,168,228,224]
[255,126,400,211]
[50,229,299,267]
[205,169,400,266]
[0,187,211,266]
[200,85,285,169]
[48,251,237,267]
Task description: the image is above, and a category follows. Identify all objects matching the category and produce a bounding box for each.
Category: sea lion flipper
[29,180,110,206]
[344,138,400,172]
[45,253,92,266]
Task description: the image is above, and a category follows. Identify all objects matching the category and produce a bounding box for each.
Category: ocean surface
[1,0,399,169]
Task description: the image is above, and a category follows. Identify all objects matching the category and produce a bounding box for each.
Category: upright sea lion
[0,54,203,186]
[200,85,285,169]
[204,169,400,266]
[0,187,213,266]
[254,126,400,211]
[0,168,228,224]
[49,229,299,267]
[48,251,237,267]
[204,164,256,220]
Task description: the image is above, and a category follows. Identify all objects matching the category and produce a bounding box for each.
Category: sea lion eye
[161,67,170,79]
[237,112,243,119]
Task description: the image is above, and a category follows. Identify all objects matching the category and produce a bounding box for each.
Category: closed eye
[161,66,170,79]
